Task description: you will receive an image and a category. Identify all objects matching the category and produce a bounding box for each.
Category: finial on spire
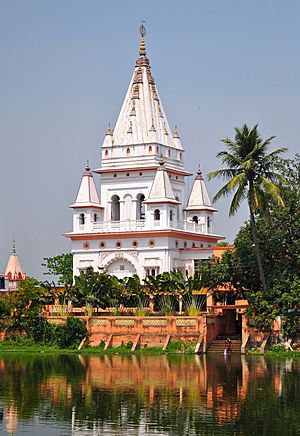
[139,21,146,55]
[196,164,203,179]
[173,125,180,138]
[12,239,16,256]
[85,160,90,172]
[139,21,146,38]
[106,123,113,136]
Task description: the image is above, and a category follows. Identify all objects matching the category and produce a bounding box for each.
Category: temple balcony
[76,219,211,234]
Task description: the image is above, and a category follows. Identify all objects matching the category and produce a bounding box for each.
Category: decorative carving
[176,319,196,327]
[126,250,139,260]
[143,319,167,327]
[98,251,109,262]
[90,319,108,326]
[130,101,136,116]
[127,121,133,134]
[115,319,135,326]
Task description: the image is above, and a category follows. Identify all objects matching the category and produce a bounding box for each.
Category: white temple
[66,26,223,279]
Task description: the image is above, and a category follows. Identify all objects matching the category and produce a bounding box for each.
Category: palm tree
[208,124,287,291]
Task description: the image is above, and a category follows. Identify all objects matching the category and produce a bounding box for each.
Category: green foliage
[183,293,206,316]
[42,253,73,287]
[1,277,54,336]
[73,267,122,311]
[156,295,177,316]
[208,124,287,291]
[0,297,10,320]
[53,317,87,349]
[206,155,300,335]
[25,315,55,344]
[166,340,196,353]
[208,124,287,216]
[1,314,87,350]
[216,241,231,247]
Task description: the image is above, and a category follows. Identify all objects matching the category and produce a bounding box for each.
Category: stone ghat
[47,315,225,352]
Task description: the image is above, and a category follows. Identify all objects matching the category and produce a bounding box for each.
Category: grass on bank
[0,337,197,355]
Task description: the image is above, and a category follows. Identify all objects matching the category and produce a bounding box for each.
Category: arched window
[148,145,152,153]
[179,152,182,160]
[175,196,180,221]
[111,195,120,221]
[151,268,156,276]
[169,210,173,222]
[168,149,171,158]
[93,213,98,223]
[105,150,109,157]
[193,216,199,224]
[207,216,211,229]
[154,209,160,221]
[79,213,85,225]
[136,193,145,220]
[126,147,130,156]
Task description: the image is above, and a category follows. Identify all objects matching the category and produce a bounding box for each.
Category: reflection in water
[0,353,299,435]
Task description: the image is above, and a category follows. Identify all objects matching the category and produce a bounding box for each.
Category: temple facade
[66,26,223,279]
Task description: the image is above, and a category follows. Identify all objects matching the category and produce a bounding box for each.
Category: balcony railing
[88,220,208,234]
[93,220,146,232]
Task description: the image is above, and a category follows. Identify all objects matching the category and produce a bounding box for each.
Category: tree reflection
[0,353,299,434]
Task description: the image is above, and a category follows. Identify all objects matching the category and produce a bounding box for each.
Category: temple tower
[66,26,223,278]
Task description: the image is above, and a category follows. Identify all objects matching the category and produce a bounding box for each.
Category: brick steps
[208,335,242,354]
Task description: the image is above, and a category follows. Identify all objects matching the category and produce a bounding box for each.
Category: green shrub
[25,315,55,344]
[268,344,286,352]
[54,317,87,349]
[167,340,196,353]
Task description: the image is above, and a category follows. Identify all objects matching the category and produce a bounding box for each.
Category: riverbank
[0,339,196,355]
[0,341,300,356]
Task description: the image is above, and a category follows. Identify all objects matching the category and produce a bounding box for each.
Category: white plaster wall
[71,233,217,279]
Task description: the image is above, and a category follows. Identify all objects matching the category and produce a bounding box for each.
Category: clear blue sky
[0,0,299,279]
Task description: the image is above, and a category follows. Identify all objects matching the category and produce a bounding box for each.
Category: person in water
[224,338,232,355]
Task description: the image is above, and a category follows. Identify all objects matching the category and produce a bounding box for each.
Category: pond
[0,352,299,435]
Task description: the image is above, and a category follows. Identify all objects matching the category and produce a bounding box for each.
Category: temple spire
[186,167,217,212]
[104,25,176,149]
[145,158,179,205]
[5,240,26,285]
[70,162,102,209]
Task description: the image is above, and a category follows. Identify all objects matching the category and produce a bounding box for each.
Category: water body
[0,353,299,435]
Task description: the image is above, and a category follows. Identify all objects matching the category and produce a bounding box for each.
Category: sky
[0,0,299,279]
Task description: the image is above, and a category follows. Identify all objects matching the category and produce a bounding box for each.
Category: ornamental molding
[143,319,167,327]
[126,250,139,260]
[98,251,110,262]
[99,251,139,274]
[176,319,196,327]
[115,319,135,326]
[89,319,108,326]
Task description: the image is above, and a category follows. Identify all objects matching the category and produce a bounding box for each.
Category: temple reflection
[0,354,299,434]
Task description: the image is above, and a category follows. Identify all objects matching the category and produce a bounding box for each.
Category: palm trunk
[249,209,267,292]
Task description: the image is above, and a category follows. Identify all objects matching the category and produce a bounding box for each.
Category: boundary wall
[47,315,224,351]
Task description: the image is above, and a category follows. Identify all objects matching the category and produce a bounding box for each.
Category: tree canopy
[208,124,287,291]
[207,155,300,333]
